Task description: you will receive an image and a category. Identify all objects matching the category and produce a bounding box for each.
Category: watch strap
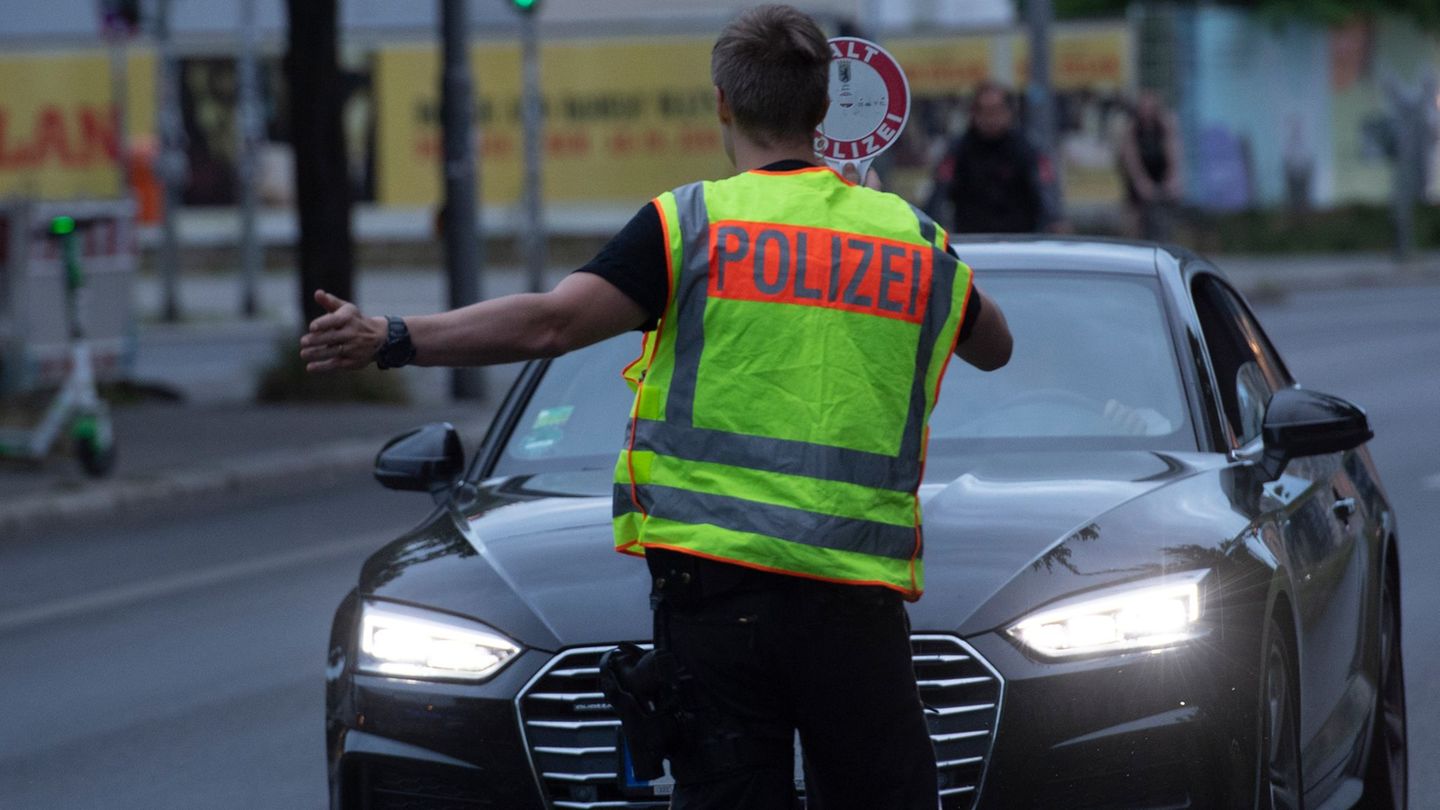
[374,315,416,369]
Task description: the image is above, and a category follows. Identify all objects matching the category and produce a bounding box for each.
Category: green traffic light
[50,216,76,236]
[513,0,537,10]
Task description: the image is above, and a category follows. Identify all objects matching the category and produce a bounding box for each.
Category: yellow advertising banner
[377,28,1129,208]
[4,31,1129,208]
[1014,25,1131,90]
[887,37,993,95]
[376,37,733,207]
[0,49,155,200]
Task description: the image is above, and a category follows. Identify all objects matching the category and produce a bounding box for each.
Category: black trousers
[654,572,938,810]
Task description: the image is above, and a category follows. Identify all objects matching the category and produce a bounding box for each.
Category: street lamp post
[236,0,263,318]
[1025,0,1063,228]
[154,0,186,322]
[519,4,546,293]
[440,0,484,400]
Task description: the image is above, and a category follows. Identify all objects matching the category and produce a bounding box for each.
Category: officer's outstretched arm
[954,287,1012,372]
[300,273,647,372]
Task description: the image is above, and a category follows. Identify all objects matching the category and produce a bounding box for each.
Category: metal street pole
[1025,0,1063,229]
[154,0,186,322]
[440,0,484,400]
[520,7,546,293]
[236,0,263,317]
[106,37,130,198]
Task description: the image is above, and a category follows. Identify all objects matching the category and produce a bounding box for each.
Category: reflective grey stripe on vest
[898,204,961,463]
[898,245,957,462]
[631,418,918,493]
[909,204,937,247]
[665,181,710,427]
[658,180,957,492]
[620,484,917,560]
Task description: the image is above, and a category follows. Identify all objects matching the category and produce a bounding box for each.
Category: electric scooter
[0,215,117,477]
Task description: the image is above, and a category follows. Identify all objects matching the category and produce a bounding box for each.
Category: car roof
[947,236,1192,276]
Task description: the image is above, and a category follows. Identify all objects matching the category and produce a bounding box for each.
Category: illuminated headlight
[357,600,520,681]
[1007,570,1209,658]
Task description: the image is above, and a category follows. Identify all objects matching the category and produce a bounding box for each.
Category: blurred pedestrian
[943,81,1047,234]
[1118,89,1183,240]
[1282,114,1315,213]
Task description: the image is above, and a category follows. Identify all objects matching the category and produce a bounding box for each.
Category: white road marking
[1424,473,1440,492]
[0,532,392,634]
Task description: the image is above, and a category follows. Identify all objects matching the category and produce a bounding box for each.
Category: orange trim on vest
[904,274,974,595]
[745,165,857,187]
[620,196,677,522]
[709,219,934,325]
[620,331,649,382]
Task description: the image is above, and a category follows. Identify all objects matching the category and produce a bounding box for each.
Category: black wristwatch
[374,315,416,369]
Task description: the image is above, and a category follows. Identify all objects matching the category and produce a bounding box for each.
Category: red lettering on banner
[483,132,515,157]
[32,107,77,167]
[608,131,636,156]
[77,107,118,163]
[0,105,120,169]
[546,131,590,157]
[709,220,931,324]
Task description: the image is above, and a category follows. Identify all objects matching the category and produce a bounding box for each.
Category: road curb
[0,420,494,537]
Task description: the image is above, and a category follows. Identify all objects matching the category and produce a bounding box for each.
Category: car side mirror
[1258,388,1372,480]
[374,423,465,494]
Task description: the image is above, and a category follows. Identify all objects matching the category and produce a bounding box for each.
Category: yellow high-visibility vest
[613,166,973,600]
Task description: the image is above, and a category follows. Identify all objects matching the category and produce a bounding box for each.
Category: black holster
[599,642,683,782]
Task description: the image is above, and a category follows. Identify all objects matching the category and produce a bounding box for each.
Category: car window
[491,272,1197,479]
[1191,276,1279,447]
[929,273,1194,452]
[491,334,644,476]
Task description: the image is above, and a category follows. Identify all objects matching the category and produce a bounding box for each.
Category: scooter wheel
[77,437,116,478]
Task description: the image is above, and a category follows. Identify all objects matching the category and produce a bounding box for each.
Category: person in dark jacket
[943,81,1047,234]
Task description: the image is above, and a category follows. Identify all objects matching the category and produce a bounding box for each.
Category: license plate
[618,733,806,796]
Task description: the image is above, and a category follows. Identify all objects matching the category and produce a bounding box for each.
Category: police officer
[300,6,1011,808]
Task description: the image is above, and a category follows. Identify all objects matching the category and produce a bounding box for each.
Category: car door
[1226,284,1376,792]
[1190,275,1367,792]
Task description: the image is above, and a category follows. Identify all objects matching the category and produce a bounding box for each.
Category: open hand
[298,289,387,373]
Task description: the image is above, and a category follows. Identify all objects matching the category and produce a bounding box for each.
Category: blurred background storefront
[0,0,1435,250]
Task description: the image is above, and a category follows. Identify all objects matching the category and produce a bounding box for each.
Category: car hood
[361,451,1229,650]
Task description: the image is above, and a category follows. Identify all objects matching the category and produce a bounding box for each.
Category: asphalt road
[0,482,428,809]
[0,284,1435,809]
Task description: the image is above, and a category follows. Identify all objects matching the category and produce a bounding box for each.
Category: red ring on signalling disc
[816,37,911,164]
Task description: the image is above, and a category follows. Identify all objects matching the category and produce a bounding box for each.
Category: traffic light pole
[519,6,546,293]
[440,0,484,400]
[154,0,185,322]
[1025,0,1063,229]
[236,0,263,317]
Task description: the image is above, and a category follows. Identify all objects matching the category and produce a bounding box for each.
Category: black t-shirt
[574,160,981,336]
[577,161,982,596]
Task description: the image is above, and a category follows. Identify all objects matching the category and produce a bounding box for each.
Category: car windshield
[490,271,1195,480]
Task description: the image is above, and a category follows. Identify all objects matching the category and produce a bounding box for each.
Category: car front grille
[515,635,1002,810]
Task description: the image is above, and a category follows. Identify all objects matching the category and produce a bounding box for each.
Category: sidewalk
[0,401,500,537]
[2,250,1435,537]
[1216,251,1440,295]
[1,265,559,536]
